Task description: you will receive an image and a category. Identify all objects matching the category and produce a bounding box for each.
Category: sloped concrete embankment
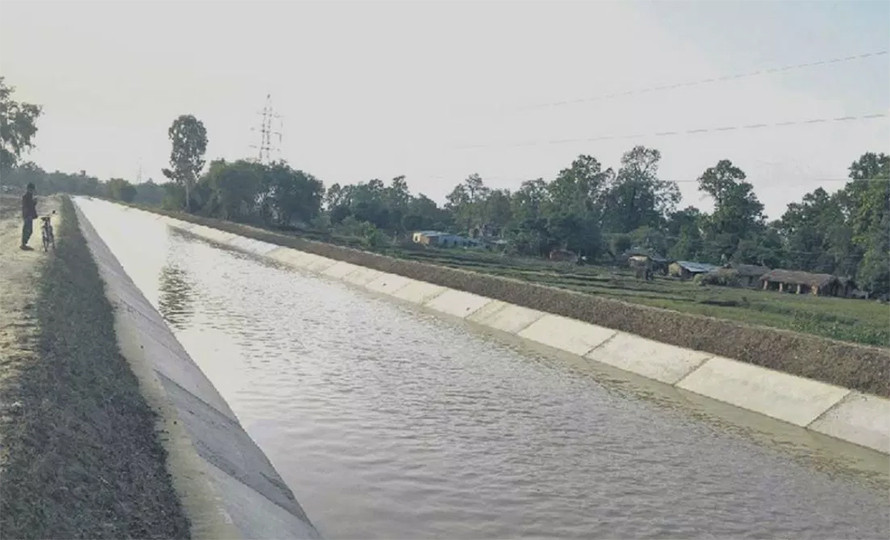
[72,202,321,539]
[126,206,890,456]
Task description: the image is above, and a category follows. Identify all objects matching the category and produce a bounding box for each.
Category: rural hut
[621,248,671,275]
[759,269,842,296]
[412,231,480,249]
[723,263,771,287]
[669,260,720,280]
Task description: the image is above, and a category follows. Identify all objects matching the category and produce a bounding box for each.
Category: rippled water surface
[77,199,890,539]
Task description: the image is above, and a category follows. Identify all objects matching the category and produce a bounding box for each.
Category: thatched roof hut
[729,263,770,277]
[760,269,841,296]
[719,263,770,287]
[669,260,719,280]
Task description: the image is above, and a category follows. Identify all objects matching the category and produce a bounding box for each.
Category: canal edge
[72,198,323,539]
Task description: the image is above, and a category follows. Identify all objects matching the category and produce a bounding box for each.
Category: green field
[372,245,889,348]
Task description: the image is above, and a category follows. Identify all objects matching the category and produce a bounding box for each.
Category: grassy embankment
[0,198,190,539]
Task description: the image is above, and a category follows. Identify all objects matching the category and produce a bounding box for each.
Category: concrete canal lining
[142,205,889,456]
[73,202,321,539]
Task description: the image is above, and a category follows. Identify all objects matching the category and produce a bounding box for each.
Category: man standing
[21,183,38,250]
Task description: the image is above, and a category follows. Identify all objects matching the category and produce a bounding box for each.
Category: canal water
[75,199,889,539]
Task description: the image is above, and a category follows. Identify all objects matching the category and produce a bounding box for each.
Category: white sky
[1,0,888,219]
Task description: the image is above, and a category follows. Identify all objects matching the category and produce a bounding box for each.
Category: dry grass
[0,198,190,539]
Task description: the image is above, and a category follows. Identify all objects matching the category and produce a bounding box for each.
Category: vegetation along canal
[76,198,889,539]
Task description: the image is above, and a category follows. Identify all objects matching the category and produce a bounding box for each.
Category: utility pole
[250,94,283,164]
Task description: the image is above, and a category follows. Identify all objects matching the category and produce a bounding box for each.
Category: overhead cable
[453,112,889,150]
[513,50,889,111]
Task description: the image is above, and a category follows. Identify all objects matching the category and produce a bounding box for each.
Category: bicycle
[41,211,55,252]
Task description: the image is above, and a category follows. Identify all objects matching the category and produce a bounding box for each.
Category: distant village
[410,229,876,300]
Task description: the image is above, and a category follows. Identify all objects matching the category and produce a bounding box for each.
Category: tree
[403,193,452,232]
[697,160,765,263]
[844,152,890,293]
[780,188,852,273]
[602,146,679,233]
[383,176,411,233]
[133,179,166,206]
[547,155,611,218]
[0,77,42,172]
[446,173,490,232]
[106,178,138,203]
[265,162,324,227]
[482,189,513,235]
[200,159,264,221]
[162,115,208,212]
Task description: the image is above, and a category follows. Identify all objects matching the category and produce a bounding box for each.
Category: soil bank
[0,196,190,539]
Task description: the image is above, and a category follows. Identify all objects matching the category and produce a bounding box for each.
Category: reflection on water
[158,263,194,331]
[76,198,890,540]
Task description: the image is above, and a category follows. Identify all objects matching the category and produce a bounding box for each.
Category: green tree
[162,115,208,212]
[403,193,452,232]
[106,178,138,203]
[629,226,667,256]
[510,179,549,224]
[133,179,166,206]
[0,77,42,172]
[697,159,765,262]
[265,162,324,227]
[446,173,490,232]
[383,176,411,234]
[547,154,611,218]
[780,188,853,273]
[844,152,889,293]
[200,159,264,221]
[481,188,513,235]
[602,146,679,233]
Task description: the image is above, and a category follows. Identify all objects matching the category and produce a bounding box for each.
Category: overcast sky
[2,0,888,219]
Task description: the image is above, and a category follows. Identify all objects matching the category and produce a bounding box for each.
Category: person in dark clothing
[21,183,38,250]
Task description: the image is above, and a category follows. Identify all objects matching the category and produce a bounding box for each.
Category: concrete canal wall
[73,202,321,539]
[124,205,890,456]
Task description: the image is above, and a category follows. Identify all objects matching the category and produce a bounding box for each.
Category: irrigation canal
[75,198,889,539]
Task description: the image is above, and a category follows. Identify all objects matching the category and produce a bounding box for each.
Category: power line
[453,111,889,150]
[513,50,888,112]
[474,175,888,185]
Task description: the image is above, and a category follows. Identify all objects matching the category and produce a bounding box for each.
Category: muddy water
[75,199,889,539]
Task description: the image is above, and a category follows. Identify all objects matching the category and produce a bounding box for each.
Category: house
[759,269,842,296]
[412,230,441,245]
[621,248,671,275]
[411,230,480,249]
[669,260,720,280]
[720,263,771,288]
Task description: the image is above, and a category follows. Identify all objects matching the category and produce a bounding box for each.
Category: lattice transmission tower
[250,94,283,164]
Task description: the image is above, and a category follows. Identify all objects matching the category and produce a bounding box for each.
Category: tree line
[2,82,887,295]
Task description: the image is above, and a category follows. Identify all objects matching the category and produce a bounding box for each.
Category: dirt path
[0,195,60,435]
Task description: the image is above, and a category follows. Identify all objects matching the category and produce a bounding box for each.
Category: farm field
[375,245,890,348]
